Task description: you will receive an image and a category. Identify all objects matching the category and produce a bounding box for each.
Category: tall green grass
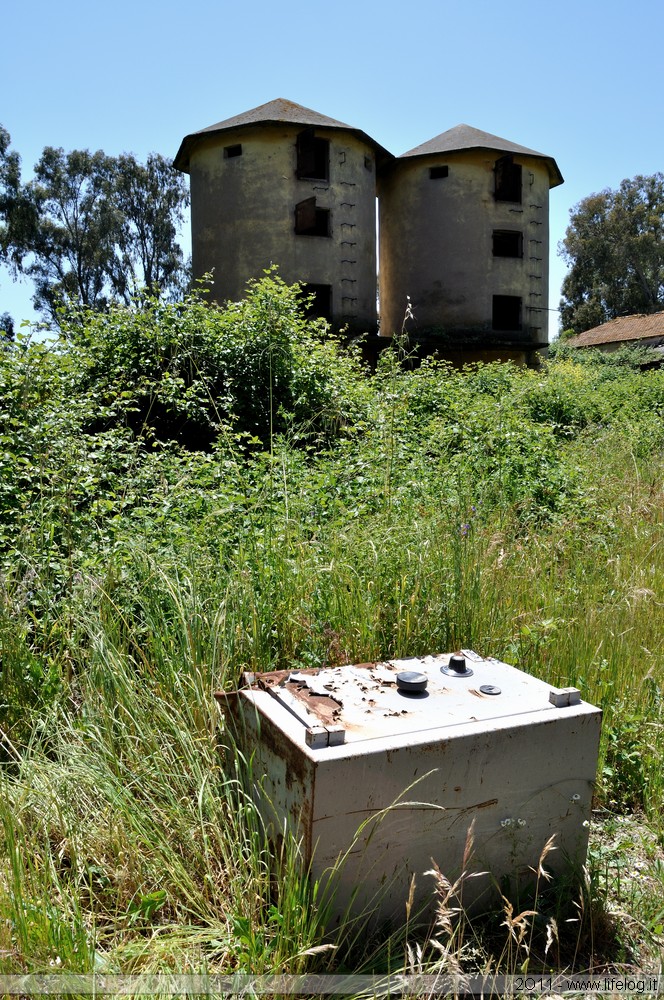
[2,434,661,974]
[0,289,662,975]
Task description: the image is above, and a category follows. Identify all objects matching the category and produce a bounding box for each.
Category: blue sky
[2,0,662,335]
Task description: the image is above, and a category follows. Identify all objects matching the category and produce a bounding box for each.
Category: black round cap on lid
[441,654,473,677]
[396,671,428,693]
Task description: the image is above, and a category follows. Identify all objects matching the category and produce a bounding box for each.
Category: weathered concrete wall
[188,124,378,332]
[378,149,551,344]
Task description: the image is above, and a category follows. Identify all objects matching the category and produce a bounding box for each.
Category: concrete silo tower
[174,98,391,332]
[378,125,564,357]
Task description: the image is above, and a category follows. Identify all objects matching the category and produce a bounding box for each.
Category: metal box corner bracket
[215,651,602,927]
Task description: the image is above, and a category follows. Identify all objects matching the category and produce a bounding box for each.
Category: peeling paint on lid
[238,651,578,746]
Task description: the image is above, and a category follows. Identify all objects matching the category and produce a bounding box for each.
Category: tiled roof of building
[175,98,392,171]
[399,124,564,187]
[565,311,664,347]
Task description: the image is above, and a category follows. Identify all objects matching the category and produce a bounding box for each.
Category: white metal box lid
[232,650,592,751]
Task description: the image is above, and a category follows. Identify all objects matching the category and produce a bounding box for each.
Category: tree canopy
[0,125,19,266]
[0,126,34,274]
[0,128,190,326]
[559,173,664,334]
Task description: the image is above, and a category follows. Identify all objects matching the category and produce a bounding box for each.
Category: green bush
[59,271,368,449]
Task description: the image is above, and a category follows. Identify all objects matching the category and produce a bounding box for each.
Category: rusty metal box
[217,651,601,926]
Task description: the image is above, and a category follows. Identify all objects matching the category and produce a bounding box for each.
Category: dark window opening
[492,295,522,331]
[301,283,332,321]
[296,128,329,180]
[295,197,330,237]
[494,155,522,203]
[493,230,523,257]
[224,144,242,158]
[429,165,449,179]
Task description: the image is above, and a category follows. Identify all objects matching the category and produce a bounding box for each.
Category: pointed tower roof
[174,98,392,171]
[399,124,563,187]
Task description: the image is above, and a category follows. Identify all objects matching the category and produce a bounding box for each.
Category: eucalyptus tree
[25,146,119,319]
[1,134,190,327]
[0,125,23,268]
[108,152,190,305]
[560,173,664,333]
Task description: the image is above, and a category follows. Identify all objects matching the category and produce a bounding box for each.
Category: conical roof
[399,124,563,187]
[174,98,392,171]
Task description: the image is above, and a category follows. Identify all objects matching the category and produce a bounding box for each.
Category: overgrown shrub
[59,271,368,449]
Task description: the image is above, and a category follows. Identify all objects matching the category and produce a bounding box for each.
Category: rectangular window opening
[296,128,329,180]
[494,155,522,203]
[429,165,449,179]
[493,230,523,258]
[224,144,242,158]
[492,295,522,331]
[295,197,331,237]
[301,284,332,321]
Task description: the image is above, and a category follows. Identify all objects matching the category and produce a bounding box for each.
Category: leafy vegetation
[559,172,664,333]
[0,274,662,978]
[0,126,189,325]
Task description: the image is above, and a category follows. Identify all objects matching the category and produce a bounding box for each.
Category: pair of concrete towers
[174,99,563,359]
